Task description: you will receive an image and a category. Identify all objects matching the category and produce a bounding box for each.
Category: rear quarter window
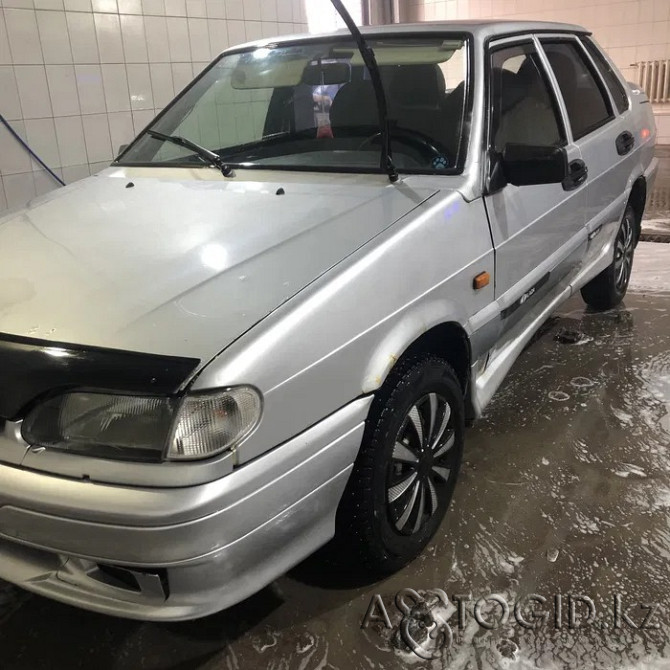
[581,37,630,115]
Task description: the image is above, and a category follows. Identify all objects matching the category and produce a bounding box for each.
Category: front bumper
[0,397,370,620]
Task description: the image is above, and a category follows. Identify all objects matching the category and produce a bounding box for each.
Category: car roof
[224,20,590,54]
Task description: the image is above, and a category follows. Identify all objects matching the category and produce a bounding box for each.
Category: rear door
[537,36,633,269]
[484,37,587,332]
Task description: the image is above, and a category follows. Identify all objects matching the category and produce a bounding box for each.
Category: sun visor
[231,48,311,89]
[332,40,464,66]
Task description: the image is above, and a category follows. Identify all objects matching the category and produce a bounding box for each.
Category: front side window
[540,40,613,140]
[490,42,565,153]
[118,37,469,174]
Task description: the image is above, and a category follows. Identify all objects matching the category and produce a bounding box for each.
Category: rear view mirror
[301,62,350,86]
[501,144,568,187]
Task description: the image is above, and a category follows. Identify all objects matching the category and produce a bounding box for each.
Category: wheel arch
[362,315,472,399]
[628,176,647,244]
[399,323,471,394]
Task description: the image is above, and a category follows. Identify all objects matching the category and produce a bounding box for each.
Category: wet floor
[0,254,669,669]
[647,149,670,222]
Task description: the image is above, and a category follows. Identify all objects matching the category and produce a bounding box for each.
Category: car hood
[0,169,436,367]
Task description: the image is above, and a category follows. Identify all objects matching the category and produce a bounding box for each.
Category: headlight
[21,386,261,462]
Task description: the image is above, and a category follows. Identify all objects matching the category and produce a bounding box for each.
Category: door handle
[562,159,588,191]
[616,130,635,155]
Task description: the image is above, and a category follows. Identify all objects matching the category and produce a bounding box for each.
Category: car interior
[259,61,467,170]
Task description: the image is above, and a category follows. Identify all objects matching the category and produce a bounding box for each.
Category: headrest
[545,50,577,90]
[492,67,525,113]
[386,64,446,107]
[329,80,379,132]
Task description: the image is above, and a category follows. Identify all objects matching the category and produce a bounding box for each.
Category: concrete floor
[643,149,670,241]
[2,208,670,667]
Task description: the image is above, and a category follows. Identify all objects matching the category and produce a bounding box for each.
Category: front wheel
[581,204,636,310]
[334,354,464,575]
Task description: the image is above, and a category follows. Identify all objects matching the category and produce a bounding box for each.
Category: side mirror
[501,143,568,187]
[117,144,129,157]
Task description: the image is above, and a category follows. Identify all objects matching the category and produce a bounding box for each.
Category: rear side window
[581,37,630,114]
[540,40,613,140]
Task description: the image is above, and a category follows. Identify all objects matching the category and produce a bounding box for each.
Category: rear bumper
[0,397,370,620]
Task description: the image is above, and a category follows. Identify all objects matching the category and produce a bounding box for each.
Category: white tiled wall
[406,0,670,143]
[0,0,308,213]
[305,0,361,32]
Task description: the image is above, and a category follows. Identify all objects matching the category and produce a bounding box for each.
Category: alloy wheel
[387,393,456,536]
[614,212,634,291]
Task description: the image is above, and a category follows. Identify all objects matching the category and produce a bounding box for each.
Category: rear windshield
[117,36,469,174]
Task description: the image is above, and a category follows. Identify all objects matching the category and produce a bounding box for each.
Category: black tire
[335,354,464,575]
[581,204,636,310]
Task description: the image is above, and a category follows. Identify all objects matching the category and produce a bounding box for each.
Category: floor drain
[554,328,586,344]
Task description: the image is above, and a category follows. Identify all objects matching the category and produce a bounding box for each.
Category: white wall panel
[407,0,670,126]
[0,0,309,212]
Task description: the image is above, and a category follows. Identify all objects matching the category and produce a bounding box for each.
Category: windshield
[117,36,469,174]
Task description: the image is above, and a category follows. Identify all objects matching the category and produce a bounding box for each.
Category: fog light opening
[94,564,169,600]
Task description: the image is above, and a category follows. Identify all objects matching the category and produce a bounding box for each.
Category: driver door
[484,37,588,332]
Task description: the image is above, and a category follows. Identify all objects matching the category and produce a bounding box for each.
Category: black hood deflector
[0,333,199,420]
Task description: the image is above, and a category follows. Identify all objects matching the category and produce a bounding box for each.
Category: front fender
[192,189,494,465]
[360,300,470,394]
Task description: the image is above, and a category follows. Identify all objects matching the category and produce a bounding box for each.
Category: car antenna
[329,0,399,183]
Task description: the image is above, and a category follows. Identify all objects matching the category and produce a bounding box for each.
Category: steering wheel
[357,127,450,168]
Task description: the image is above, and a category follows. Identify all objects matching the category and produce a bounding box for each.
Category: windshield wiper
[146,129,235,177]
[329,0,398,183]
